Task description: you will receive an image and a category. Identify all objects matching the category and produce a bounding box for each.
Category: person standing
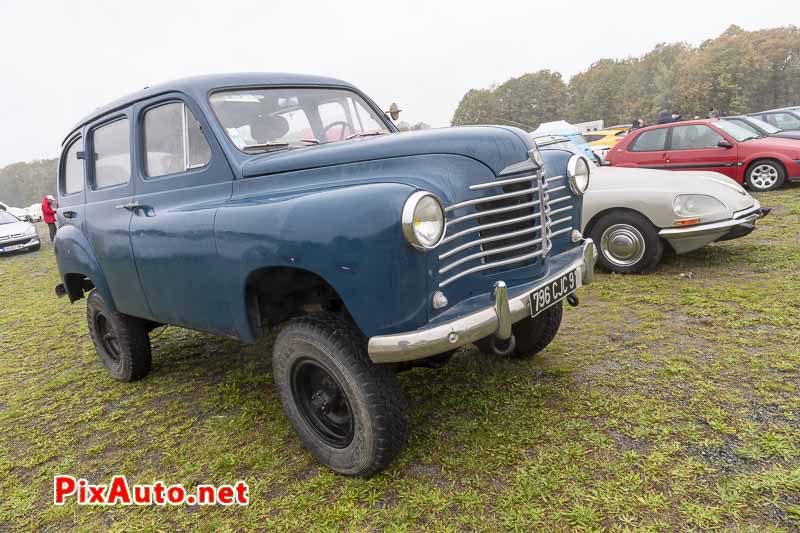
[708,108,717,119]
[41,195,57,242]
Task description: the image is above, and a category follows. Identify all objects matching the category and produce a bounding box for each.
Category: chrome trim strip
[445,187,538,212]
[548,226,573,238]
[368,239,597,363]
[469,174,536,190]
[549,215,573,228]
[545,175,564,183]
[548,205,572,217]
[439,225,542,260]
[659,207,766,239]
[439,236,545,274]
[547,195,571,206]
[442,211,540,245]
[447,198,541,226]
[439,248,546,287]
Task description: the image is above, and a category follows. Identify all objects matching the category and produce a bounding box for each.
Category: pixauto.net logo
[53,475,249,506]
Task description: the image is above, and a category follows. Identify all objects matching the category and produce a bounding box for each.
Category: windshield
[209,88,391,153]
[714,120,760,142]
[0,211,19,224]
[533,136,598,168]
[746,116,780,134]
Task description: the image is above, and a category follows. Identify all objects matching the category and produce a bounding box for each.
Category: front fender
[215,182,431,341]
[53,225,116,311]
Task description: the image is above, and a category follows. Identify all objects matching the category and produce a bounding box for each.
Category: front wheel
[746,159,785,191]
[590,210,663,274]
[272,313,407,477]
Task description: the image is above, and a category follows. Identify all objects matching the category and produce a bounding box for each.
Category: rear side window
[670,125,723,150]
[62,138,84,195]
[93,119,131,189]
[629,128,667,152]
[770,112,800,130]
[144,102,211,178]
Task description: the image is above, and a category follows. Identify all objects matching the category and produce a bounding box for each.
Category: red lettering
[134,484,152,505]
[235,481,249,505]
[152,481,166,505]
[166,485,186,505]
[217,485,234,505]
[87,485,106,504]
[53,475,76,505]
[107,476,131,504]
[197,485,215,505]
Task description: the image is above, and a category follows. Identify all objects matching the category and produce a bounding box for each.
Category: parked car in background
[531,120,600,164]
[722,115,800,141]
[750,108,800,131]
[537,136,769,273]
[5,206,32,222]
[53,73,596,477]
[582,128,628,164]
[26,203,43,222]
[0,210,40,255]
[606,119,800,191]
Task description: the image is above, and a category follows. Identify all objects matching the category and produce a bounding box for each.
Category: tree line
[0,158,57,207]
[452,25,800,130]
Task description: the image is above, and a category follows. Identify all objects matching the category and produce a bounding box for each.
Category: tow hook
[489,334,517,357]
[567,293,579,307]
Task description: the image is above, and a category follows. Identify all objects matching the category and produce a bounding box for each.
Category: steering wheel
[322,121,351,141]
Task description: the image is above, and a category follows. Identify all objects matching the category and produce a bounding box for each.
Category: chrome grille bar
[439,236,545,274]
[447,198,541,226]
[549,226,572,238]
[439,224,543,260]
[440,248,546,287]
[442,211,540,245]
[445,187,538,212]
[469,174,537,190]
[550,215,573,227]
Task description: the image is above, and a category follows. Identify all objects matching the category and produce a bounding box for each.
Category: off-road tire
[745,159,785,192]
[272,312,407,477]
[86,290,152,382]
[590,210,663,274]
[477,301,563,359]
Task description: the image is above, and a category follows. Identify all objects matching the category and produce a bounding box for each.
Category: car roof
[65,72,355,143]
[629,118,721,134]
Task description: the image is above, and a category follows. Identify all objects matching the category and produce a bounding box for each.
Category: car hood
[747,135,800,151]
[241,126,534,179]
[774,131,800,140]
[0,221,33,237]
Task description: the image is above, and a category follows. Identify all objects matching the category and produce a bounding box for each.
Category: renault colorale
[53,73,596,477]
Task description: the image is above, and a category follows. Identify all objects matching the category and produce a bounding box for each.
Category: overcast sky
[1,0,798,167]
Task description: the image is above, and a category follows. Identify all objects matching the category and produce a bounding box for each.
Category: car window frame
[59,133,85,197]
[628,127,668,152]
[666,124,725,151]
[88,114,133,192]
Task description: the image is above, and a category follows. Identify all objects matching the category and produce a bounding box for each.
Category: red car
[606,119,800,191]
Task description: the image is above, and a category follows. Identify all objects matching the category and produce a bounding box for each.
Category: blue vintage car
[54,73,596,476]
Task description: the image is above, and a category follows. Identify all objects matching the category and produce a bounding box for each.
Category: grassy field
[1,187,799,531]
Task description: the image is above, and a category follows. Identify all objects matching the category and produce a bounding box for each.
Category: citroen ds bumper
[367,239,597,364]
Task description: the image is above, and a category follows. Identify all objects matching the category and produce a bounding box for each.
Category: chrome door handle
[115,202,142,211]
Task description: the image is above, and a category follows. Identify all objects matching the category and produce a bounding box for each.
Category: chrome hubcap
[601,224,646,267]
[750,164,778,189]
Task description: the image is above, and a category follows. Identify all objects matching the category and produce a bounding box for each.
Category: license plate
[529,268,579,317]
[0,243,25,252]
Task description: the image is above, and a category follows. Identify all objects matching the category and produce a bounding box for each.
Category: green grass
[2,186,799,530]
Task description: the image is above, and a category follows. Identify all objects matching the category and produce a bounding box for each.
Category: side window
[772,113,800,130]
[670,125,723,150]
[144,102,211,178]
[629,128,667,152]
[93,119,131,189]
[318,101,349,141]
[62,138,84,195]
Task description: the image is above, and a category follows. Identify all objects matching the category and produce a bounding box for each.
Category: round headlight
[672,194,727,217]
[567,155,590,195]
[402,191,446,250]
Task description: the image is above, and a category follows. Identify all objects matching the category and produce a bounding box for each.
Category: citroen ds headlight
[402,191,446,250]
[567,155,590,195]
[672,194,726,217]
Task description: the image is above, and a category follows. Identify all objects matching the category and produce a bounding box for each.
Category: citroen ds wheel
[476,301,563,359]
[746,159,785,192]
[590,210,663,274]
[86,290,152,382]
[273,312,407,477]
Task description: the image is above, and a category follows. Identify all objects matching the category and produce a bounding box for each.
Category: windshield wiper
[242,141,291,153]
[345,131,386,141]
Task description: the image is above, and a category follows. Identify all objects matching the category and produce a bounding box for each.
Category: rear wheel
[272,313,407,477]
[590,210,663,274]
[86,291,152,382]
[746,159,785,191]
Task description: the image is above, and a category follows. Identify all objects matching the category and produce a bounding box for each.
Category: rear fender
[53,224,116,311]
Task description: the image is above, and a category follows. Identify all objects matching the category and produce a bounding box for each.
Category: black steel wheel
[291,358,355,448]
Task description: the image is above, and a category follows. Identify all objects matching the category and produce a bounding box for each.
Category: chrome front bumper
[368,239,597,363]
[658,203,768,254]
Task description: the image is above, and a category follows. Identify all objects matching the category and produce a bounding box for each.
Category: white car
[535,136,769,273]
[0,210,40,255]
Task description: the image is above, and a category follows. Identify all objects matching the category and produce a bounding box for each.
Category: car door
[129,95,234,335]
[664,124,739,180]
[83,113,152,318]
[56,133,87,241]
[619,127,668,167]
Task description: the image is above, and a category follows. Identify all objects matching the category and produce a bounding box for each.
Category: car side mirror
[717,140,733,149]
[386,103,402,121]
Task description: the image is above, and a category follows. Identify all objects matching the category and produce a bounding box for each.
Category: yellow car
[582,128,628,163]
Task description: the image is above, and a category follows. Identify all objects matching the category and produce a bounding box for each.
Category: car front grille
[0,233,25,242]
[437,172,574,288]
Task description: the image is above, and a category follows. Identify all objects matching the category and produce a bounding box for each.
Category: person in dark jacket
[41,195,57,242]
